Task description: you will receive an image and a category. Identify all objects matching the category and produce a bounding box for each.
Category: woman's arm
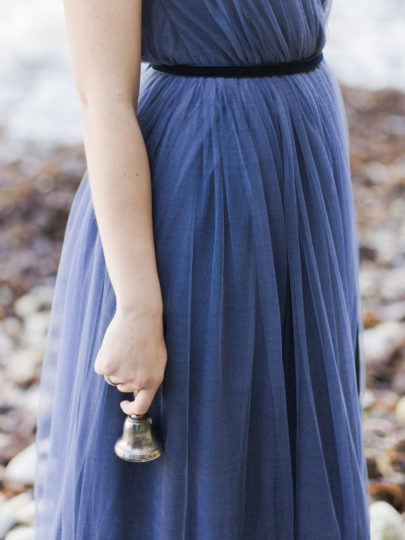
[63,0,167,414]
[63,0,161,313]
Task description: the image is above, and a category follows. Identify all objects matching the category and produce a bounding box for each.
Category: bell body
[114,413,164,462]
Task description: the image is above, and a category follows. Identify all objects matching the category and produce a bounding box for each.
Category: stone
[1,318,23,341]
[21,311,50,349]
[395,396,405,423]
[13,285,54,319]
[363,321,405,366]
[13,295,40,319]
[5,349,42,386]
[5,443,36,486]
[4,526,35,540]
[0,493,32,539]
[369,500,405,540]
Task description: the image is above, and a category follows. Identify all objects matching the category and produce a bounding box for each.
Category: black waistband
[149,51,323,78]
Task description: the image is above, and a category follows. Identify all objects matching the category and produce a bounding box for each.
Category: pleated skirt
[34,59,371,539]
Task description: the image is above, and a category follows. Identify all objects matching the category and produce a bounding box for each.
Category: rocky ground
[0,83,405,539]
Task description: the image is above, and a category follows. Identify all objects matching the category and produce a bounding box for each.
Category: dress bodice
[141,0,333,66]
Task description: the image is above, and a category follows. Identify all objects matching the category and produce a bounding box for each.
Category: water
[0,0,404,155]
[326,0,405,90]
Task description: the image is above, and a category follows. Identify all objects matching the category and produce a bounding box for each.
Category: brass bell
[114,395,164,462]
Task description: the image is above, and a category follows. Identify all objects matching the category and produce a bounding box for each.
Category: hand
[94,305,167,415]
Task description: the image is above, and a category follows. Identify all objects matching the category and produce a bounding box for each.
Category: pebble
[362,388,376,410]
[22,312,50,349]
[0,493,33,539]
[0,334,14,359]
[0,318,23,342]
[13,285,54,319]
[5,444,36,486]
[363,321,405,366]
[5,349,43,386]
[395,397,405,423]
[4,526,35,540]
[369,500,405,540]
[392,370,405,396]
[19,387,40,419]
[14,499,35,527]
[13,296,39,320]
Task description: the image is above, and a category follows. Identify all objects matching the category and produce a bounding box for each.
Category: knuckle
[93,360,104,375]
[94,355,109,370]
[117,383,134,393]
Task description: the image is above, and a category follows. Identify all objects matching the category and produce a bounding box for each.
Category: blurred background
[1,1,405,539]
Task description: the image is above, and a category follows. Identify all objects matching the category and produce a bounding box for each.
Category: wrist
[115,293,163,319]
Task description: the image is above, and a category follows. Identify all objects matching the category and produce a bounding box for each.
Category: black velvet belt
[149,51,323,78]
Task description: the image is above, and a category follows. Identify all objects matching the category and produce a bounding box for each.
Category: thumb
[120,388,155,416]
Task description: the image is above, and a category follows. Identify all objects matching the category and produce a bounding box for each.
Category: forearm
[81,101,162,316]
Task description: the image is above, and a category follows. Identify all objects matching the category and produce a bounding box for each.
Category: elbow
[71,71,91,108]
[75,85,139,117]
[74,82,96,110]
[71,70,140,115]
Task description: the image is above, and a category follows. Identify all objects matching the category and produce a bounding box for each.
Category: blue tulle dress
[34,0,371,538]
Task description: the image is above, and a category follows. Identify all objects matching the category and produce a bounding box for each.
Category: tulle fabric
[34,0,370,538]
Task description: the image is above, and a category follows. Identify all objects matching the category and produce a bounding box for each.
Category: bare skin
[62,0,167,415]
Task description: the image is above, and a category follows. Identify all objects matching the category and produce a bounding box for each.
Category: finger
[106,374,123,386]
[93,354,105,376]
[120,389,155,416]
[116,382,138,393]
